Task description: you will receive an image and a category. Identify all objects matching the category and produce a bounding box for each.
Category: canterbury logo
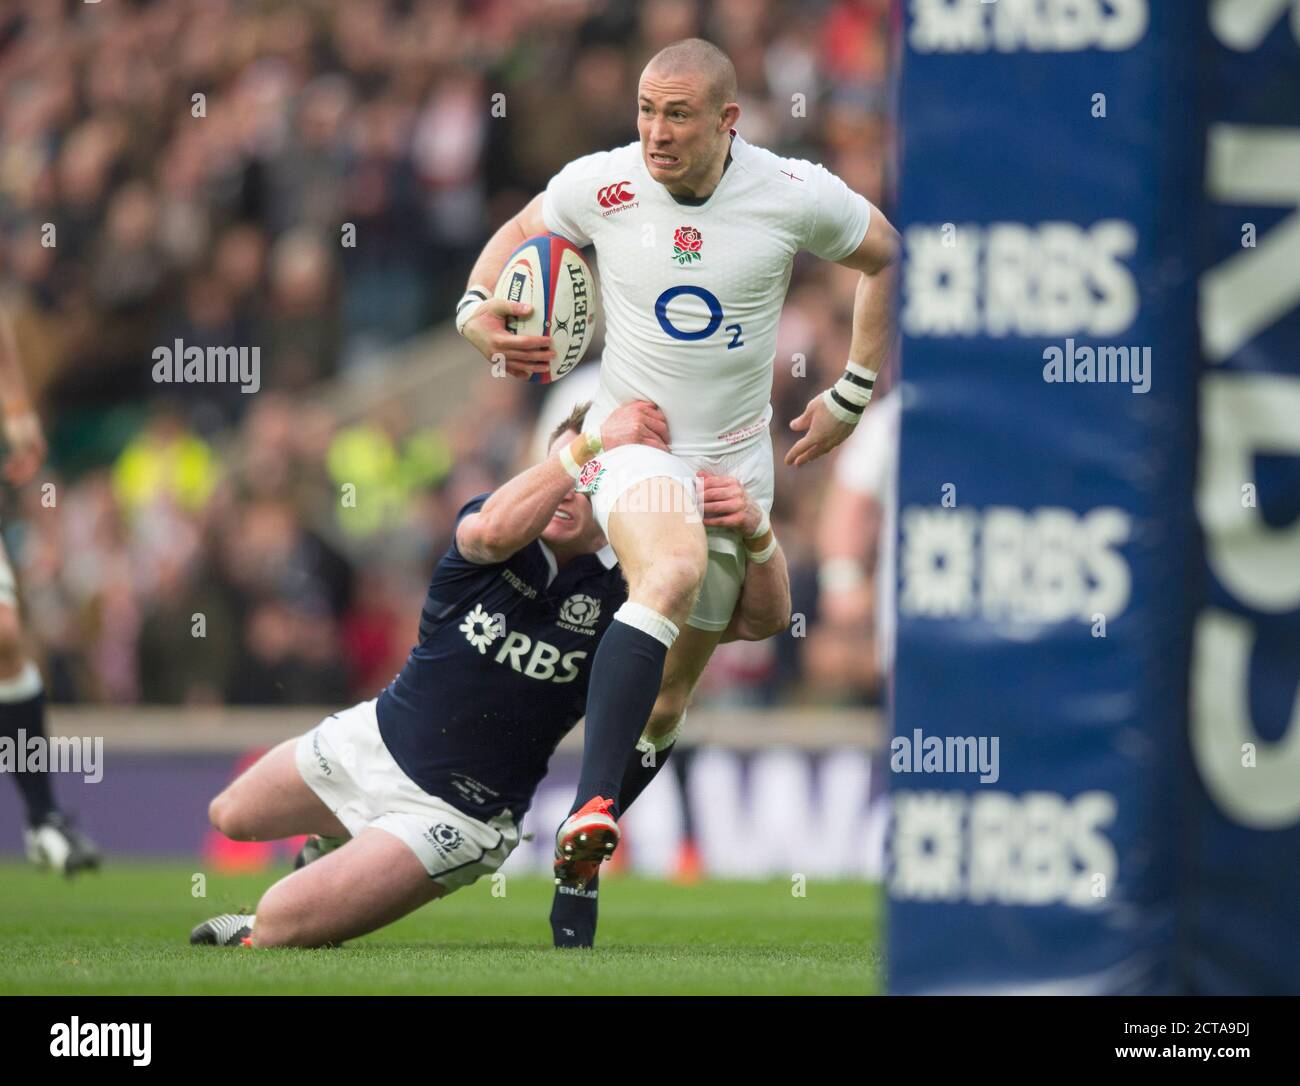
[597,181,635,208]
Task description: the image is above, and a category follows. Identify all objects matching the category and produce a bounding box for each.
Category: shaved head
[643,38,737,111]
[637,38,741,197]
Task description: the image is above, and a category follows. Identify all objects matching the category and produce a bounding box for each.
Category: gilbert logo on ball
[493,233,596,383]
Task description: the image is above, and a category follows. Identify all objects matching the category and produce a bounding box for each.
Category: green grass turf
[0,861,881,995]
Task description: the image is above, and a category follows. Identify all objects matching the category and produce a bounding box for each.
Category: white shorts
[295,699,521,891]
[578,432,775,632]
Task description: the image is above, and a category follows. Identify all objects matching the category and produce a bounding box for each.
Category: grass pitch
[0,862,880,995]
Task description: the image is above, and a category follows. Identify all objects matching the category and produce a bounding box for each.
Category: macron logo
[50,1018,151,1067]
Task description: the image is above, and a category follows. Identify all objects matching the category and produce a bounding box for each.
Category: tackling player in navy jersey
[191,400,789,949]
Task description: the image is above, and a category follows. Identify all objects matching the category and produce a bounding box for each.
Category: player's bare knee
[251,919,311,949]
[256,886,334,949]
[206,793,227,833]
[208,791,250,840]
[632,549,707,618]
[250,914,298,948]
[251,890,300,947]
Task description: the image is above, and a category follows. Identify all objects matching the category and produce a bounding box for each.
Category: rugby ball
[494,233,596,383]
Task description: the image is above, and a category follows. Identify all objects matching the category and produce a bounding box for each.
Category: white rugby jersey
[543,133,871,458]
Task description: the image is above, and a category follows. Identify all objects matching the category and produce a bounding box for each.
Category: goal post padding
[888,0,1204,994]
[1184,4,1300,996]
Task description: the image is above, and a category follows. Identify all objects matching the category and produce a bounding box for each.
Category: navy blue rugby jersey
[377,493,628,822]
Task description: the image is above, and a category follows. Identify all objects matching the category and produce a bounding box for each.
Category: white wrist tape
[558,432,603,480]
[454,284,491,336]
[746,507,771,541]
[747,535,778,564]
[559,442,583,479]
[824,361,877,425]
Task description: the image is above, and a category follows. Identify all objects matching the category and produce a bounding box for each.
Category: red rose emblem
[672,226,703,264]
[674,226,702,252]
[578,458,603,488]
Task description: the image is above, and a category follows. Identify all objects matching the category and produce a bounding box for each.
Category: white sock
[637,711,685,753]
[614,601,679,650]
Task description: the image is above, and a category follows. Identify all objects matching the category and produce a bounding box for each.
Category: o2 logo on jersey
[655,285,745,349]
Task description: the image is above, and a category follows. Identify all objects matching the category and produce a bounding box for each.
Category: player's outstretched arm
[456,401,670,564]
[0,306,47,486]
[786,207,900,468]
[695,471,791,642]
[455,193,556,381]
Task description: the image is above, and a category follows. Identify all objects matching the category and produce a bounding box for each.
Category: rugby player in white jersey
[456,38,897,900]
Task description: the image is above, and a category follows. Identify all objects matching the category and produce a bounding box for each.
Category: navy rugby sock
[550,876,600,948]
[0,663,56,826]
[552,726,681,948]
[569,603,677,818]
[619,728,680,812]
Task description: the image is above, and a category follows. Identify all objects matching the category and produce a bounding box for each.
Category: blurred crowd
[0,0,893,709]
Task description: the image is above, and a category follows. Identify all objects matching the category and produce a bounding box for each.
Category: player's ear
[720,102,740,132]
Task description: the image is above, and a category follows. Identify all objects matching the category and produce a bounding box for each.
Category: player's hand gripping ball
[493,234,597,383]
